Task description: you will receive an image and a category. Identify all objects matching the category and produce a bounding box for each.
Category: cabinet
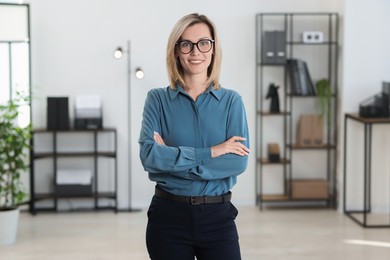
[255,13,338,209]
[29,129,117,214]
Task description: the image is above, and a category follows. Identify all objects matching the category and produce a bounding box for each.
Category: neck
[183,75,209,101]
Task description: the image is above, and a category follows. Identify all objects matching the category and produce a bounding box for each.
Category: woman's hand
[153,131,166,145]
[211,136,249,158]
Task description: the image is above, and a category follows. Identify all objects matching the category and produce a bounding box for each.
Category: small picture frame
[302,31,324,43]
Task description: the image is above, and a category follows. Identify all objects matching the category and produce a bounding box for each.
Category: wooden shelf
[287,41,338,45]
[258,111,290,116]
[33,151,116,159]
[287,93,337,98]
[259,158,290,164]
[258,62,285,66]
[346,113,390,124]
[261,194,289,201]
[33,128,116,133]
[261,194,334,202]
[287,144,336,150]
[34,192,116,200]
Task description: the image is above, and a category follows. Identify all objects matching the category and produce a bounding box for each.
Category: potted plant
[315,78,333,124]
[0,93,31,245]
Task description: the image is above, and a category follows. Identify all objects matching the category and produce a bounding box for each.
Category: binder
[47,97,70,130]
[262,31,286,65]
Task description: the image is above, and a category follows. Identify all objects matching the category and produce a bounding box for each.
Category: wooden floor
[2,206,390,259]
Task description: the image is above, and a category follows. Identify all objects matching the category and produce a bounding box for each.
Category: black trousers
[146,194,241,260]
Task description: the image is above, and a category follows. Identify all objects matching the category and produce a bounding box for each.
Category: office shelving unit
[255,13,339,209]
[29,128,117,214]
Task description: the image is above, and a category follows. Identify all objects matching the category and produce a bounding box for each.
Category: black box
[47,97,70,130]
[267,143,280,162]
[383,82,390,117]
[359,94,388,118]
[55,184,92,197]
[74,118,102,130]
[359,82,390,118]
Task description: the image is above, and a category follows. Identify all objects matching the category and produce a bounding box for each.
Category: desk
[343,113,390,228]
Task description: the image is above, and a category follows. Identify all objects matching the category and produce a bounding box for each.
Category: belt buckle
[191,196,201,205]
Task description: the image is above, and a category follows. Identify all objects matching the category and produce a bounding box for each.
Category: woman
[139,13,250,260]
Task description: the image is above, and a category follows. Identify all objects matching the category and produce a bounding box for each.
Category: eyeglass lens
[177,39,214,54]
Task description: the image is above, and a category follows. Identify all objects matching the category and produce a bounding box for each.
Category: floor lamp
[114,40,142,212]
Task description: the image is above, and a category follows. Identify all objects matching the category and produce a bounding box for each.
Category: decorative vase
[0,207,20,245]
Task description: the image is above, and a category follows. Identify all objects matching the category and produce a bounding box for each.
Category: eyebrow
[179,37,212,42]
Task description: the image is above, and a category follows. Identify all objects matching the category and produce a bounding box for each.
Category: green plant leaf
[315,78,332,125]
[0,93,31,209]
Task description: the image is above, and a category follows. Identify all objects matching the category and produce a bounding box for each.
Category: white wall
[342,0,390,212]
[26,0,343,209]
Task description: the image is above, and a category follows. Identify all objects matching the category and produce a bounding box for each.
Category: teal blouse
[139,84,249,196]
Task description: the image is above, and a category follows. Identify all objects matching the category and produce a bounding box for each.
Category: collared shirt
[138,84,249,196]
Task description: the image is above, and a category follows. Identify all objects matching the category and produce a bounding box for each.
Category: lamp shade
[113,47,123,59]
[135,68,144,79]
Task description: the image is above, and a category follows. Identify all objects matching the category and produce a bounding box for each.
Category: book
[287,59,316,96]
[303,61,316,95]
[287,59,302,95]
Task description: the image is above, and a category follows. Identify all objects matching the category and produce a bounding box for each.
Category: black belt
[155,187,231,205]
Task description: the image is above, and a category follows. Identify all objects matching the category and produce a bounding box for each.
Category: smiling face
[176,23,213,81]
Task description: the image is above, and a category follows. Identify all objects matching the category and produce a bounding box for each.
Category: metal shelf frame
[255,12,339,209]
[29,129,118,214]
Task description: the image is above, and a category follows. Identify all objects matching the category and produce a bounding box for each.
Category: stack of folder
[262,31,286,65]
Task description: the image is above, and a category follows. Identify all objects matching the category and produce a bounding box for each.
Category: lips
[188,60,203,64]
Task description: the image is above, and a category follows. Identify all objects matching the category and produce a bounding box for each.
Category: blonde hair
[166,13,222,90]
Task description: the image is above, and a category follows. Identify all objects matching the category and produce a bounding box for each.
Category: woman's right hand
[153,131,166,145]
[211,136,249,158]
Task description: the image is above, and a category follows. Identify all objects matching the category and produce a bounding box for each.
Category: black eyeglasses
[176,39,215,54]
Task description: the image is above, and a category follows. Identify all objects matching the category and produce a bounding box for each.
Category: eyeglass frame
[175,39,215,54]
